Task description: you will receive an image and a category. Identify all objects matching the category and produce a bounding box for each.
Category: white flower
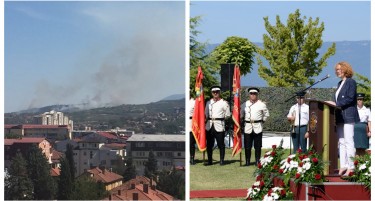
[266,151,272,155]
[303,162,311,171]
[302,158,310,162]
[359,164,367,171]
[254,181,260,187]
[297,167,304,174]
[288,154,296,159]
[290,161,299,168]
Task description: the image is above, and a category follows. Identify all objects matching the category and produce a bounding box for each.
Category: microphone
[319,74,330,82]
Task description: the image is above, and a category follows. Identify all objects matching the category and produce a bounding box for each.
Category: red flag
[192,66,206,151]
[232,65,241,156]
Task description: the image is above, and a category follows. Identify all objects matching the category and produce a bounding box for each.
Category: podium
[307,100,338,175]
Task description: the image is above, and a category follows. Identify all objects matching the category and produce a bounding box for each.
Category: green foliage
[4,132,22,139]
[123,157,137,181]
[144,150,158,178]
[345,153,371,190]
[211,36,256,75]
[65,143,76,179]
[27,145,57,200]
[157,167,185,200]
[354,72,371,107]
[190,16,220,99]
[5,151,34,200]
[70,176,108,200]
[111,155,126,175]
[58,157,74,200]
[257,9,336,87]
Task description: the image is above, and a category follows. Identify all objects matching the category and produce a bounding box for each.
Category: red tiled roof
[97,132,118,139]
[51,149,64,161]
[50,167,60,177]
[86,167,123,183]
[4,137,46,145]
[103,143,126,149]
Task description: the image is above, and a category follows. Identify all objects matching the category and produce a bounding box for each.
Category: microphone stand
[284,75,330,103]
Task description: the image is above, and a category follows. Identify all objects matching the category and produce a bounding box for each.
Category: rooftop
[127,134,185,142]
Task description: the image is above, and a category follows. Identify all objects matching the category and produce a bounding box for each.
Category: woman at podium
[326,61,359,177]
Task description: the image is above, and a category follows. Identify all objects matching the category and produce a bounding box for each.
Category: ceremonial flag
[232,65,241,157]
[192,66,206,151]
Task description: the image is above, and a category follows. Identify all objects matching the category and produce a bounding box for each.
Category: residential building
[79,167,123,191]
[4,137,52,169]
[73,135,126,176]
[33,110,73,138]
[126,134,185,175]
[107,176,174,200]
[5,124,70,141]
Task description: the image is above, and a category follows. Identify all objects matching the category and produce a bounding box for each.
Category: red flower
[280,180,285,187]
[268,189,272,196]
[280,189,286,196]
[258,163,262,169]
[308,151,314,155]
[299,162,303,167]
[312,157,319,164]
[296,173,301,179]
[256,175,262,181]
[271,151,276,156]
[272,145,277,149]
[299,155,304,161]
[252,185,255,189]
[287,158,292,163]
[303,154,308,159]
[264,154,268,158]
[349,172,354,177]
[354,160,359,166]
[273,165,279,170]
[297,148,303,153]
[279,169,284,174]
[315,174,321,180]
[260,181,265,188]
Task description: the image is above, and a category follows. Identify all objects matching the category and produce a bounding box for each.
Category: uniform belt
[189,117,192,119]
[245,120,263,123]
[208,117,225,121]
[295,125,307,127]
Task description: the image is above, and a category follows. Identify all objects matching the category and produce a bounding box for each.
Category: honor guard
[205,86,231,165]
[287,91,309,153]
[241,87,270,166]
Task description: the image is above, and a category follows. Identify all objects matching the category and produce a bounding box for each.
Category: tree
[65,143,76,179]
[5,151,34,200]
[257,9,336,87]
[70,176,108,200]
[157,167,185,200]
[355,73,371,107]
[190,16,219,98]
[27,145,57,200]
[57,157,74,200]
[144,150,158,178]
[123,157,137,181]
[211,36,257,76]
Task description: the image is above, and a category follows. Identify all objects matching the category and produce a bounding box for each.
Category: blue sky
[190,1,370,43]
[5,1,185,113]
[190,1,371,89]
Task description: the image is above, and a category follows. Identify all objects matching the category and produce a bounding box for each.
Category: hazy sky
[5,1,185,113]
[190,1,370,43]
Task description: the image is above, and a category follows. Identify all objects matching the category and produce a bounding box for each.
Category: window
[177,152,181,156]
[157,152,163,157]
[83,151,87,156]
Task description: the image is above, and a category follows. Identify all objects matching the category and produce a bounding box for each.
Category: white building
[126,134,185,175]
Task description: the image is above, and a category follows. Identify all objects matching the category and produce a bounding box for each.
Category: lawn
[190,148,276,191]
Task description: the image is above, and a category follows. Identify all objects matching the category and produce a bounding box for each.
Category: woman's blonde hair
[335,61,354,78]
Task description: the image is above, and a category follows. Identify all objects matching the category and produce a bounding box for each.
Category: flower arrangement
[344,152,371,189]
[278,146,326,185]
[254,141,286,179]
[262,187,293,201]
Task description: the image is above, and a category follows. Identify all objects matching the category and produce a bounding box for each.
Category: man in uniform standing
[241,87,269,166]
[189,89,196,165]
[205,86,231,165]
[287,91,310,153]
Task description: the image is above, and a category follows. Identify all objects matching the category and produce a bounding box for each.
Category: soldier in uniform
[287,91,310,153]
[205,86,231,165]
[354,93,371,156]
[241,87,269,166]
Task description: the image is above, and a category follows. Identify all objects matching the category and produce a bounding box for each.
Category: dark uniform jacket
[334,77,360,124]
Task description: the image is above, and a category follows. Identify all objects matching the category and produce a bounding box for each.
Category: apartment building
[5,124,70,141]
[126,134,185,175]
